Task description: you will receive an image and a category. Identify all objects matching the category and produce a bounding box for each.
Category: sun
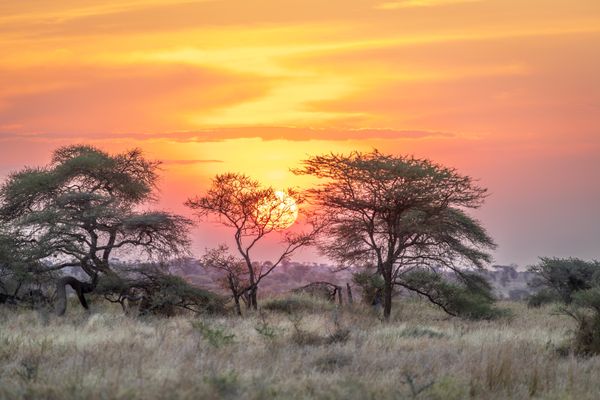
[256,190,299,230]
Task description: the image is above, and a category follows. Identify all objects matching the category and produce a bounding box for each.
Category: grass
[0,299,599,399]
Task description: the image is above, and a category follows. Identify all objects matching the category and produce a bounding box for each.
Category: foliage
[398,269,503,320]
[262,294,334,314]
[561,287,600,355]
[527,288,561,308]
[294,150,495,320]
[97,264,225,316]
[352,269,384,305]
[202,245,249,315]
[255,319,279,341]
[528,257,600,303]
[0,231,56,304]
[191,320,235,348]
[0,145,191,286]
[186,173,316,309]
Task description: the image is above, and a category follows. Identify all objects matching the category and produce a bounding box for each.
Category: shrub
[398,270,504,320]
[255,313,280,341]
[262,294,333,314]
[352,270,384,305]
[96,266,226,316]
[527,288,561,308]
[191,320,235,348]
[528,257,600,303]
[562,287,600,355]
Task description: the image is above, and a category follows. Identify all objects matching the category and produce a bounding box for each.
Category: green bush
[96,266,226,316]
[527,288,561,308]
[563,288,600,355]
[262,294,333,314]
[528,257,600,303]
[191,320,235,348]
[352,271,384,305]
[398,270,504,320]
[255,313,280,341]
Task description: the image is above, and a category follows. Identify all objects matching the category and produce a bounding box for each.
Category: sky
[1,0,599,267]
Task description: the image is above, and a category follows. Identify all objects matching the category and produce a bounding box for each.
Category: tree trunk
[382,266,393,321]
[383,280,392,321]
[233,295,242,316]
[346,283,353,305]
[55,276,95,316]
[250,286,258,310]
[227,276,243,316]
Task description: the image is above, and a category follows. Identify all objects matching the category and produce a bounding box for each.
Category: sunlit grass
[0,299,597,399]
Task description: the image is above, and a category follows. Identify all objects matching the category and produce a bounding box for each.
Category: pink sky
[1,0,599,266]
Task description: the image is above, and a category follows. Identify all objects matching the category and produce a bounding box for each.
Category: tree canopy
[529,257,600,304]
[295,150,496,320]
[0,145,191,313]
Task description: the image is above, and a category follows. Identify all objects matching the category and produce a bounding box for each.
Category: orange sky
[1,0,599,266]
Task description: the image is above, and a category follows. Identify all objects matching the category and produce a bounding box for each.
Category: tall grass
[0,299,598,399]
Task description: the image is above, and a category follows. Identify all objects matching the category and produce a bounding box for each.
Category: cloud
[162,159,224,165]
[376,0,480,9]
[0,126,453,143]
[0,64,271,134]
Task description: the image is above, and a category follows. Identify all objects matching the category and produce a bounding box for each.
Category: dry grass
[0,298,598,399]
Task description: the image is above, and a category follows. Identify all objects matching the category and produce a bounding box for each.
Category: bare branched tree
[186,173,316,309]
[202,244,249,315]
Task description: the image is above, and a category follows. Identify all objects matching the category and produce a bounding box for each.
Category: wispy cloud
[162,159,224,165]
[376,0,480,9]
[0,127,454,143]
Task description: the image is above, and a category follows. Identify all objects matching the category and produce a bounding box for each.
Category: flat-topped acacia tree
[186,173,315,310]
[294,150,496,321]
[0,145,191,314]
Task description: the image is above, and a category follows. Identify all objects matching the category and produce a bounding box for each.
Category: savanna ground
[0,297,596,400]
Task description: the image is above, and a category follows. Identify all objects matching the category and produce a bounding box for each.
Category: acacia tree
[294,150,496,320]
[202,244,249,315]
[529,257,600,304]
[186,173,315,309]
[0,145,191,314]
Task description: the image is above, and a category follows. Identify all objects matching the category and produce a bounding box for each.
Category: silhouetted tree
[186,173,316,309]
[294,150,496,320]
[0,145,191,314]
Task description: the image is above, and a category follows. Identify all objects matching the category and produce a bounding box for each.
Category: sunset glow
[1,0,599,265]
[256,191,299,230]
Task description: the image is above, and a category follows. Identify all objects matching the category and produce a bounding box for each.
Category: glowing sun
[256,190,299,229]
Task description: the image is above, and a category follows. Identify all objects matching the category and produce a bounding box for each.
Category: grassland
[0,298,598,400]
